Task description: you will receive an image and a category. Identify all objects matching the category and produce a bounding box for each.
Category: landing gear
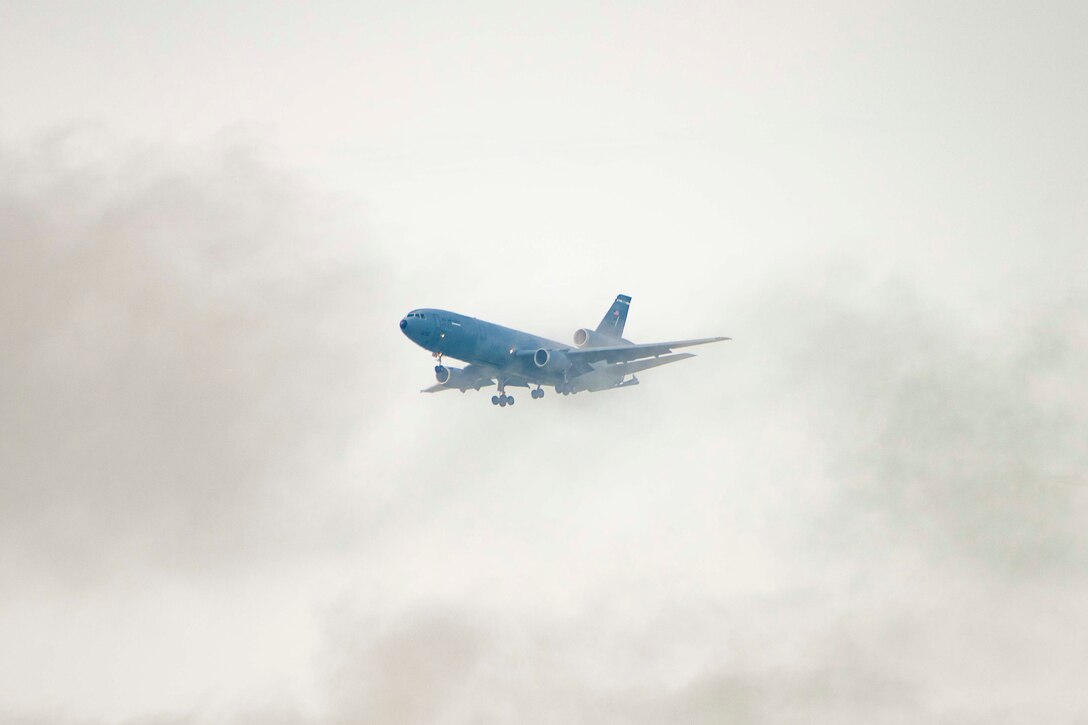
[531,387,544,400]
[491,380,514,408]
[555,382,574,395]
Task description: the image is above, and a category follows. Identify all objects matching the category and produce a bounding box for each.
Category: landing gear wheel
[506,395,514,406]
[491,395,500,405]
[499,396,508,407]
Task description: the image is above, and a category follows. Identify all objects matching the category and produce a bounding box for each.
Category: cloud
[298,268,1088,725]
[853,303,1088,575]
[323,610,488,725]
[0,128,382,586]
[305,600,930,725]
[3,131,1087,724]
[749,268,1088,577]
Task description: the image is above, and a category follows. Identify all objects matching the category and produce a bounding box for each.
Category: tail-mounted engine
[573,328,612,348]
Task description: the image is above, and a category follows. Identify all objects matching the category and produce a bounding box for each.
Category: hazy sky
[1,2,1086,723]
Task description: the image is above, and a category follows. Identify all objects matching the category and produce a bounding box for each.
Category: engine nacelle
[533,348,572,372]
[434,365,480,389]
[573,328,614,348]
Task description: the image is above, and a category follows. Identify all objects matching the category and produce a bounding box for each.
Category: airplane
[399,294,729,407]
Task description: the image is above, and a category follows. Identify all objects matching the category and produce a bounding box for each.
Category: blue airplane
[399,294,729,407]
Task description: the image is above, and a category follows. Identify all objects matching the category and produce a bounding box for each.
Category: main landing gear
[493,386,546,406]
[491,379,514,407]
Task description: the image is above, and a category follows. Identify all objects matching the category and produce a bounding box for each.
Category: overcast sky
[2,2,1087,723]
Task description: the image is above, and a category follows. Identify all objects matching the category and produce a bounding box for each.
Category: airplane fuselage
[400,308,570,382]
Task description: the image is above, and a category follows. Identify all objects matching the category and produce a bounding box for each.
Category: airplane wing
[613,352,696,374]
[422,378,533,393]
[421,364,495,393]
[567,336,729,365]
[421,364,535,393]
[421,382,461,393]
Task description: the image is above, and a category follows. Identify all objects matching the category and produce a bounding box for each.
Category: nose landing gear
[531,387,544,399]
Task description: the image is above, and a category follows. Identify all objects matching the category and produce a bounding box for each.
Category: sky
[1,2,1086,723]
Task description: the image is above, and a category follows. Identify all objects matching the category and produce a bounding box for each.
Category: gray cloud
[0,129,381,586]
[304,600,930,725]
[748,269,1088,577]
[324,611,488,725]
[298,273,1087,725]
[854,304,1088,575]
[3,131,1087,723]
[4,0,1088,720]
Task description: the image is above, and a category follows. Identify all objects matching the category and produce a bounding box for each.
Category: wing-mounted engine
[533,348,572,372]
[434,365,489,390]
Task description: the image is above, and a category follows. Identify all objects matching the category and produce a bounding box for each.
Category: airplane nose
[399,318,408,331]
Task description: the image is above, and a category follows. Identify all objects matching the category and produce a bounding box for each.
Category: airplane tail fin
[595,294,631,338]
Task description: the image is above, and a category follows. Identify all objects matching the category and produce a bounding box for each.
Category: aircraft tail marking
[595,294,631,338]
